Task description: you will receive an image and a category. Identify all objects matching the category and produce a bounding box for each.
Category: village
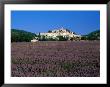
[31,27,82,42]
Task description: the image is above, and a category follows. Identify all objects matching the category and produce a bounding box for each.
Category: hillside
[36,27,81,41]
[81,30,100,40]
[11,29,36,42]
[11,29,100,42]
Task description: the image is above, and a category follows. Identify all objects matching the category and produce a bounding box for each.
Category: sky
[11,11,100,35]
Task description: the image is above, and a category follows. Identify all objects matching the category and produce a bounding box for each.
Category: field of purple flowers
[11,41,100,77]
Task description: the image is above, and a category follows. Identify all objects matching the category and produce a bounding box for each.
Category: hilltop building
[31,27,81,42]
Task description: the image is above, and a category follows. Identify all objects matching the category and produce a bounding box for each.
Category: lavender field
[11,41,100,77]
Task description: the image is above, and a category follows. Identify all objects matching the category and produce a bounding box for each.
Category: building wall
[34,28,81,41]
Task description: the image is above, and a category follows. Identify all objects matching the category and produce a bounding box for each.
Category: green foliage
[87,30,100,40]
[39,35,47,41]
[65,29,71,33]
[81,35,88,40]
[57,36,69,41]
[11,29,100,42]
[48,30,52,33]
[37,35,69,41]
[81,30,100,40]
[47,38,57,41]
[11,29,36,42]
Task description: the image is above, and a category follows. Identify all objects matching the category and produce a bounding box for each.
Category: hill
[37,27,81,41]
[11,29,36,42]
[81,30,100,40]
[11,29,100,42]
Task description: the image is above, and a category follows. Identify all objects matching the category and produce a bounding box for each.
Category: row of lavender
[11,41,100,77]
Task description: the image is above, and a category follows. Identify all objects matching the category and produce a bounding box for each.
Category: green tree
[81,36,88,40]
[48,30,52,33]
[57,36,68,41]
[11,29,36,42]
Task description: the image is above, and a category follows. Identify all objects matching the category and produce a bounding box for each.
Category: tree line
[11,29,100,42]
[81,30,100,40]
[11,29,36,42]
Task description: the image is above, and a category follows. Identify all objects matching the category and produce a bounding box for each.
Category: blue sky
[11,11,100,35]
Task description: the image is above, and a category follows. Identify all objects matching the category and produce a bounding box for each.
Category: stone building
[31,27,81,41]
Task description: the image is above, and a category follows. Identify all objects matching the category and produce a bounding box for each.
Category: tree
[47,37,56,41]
[57,36,68,41]
[81,36,88,40]
[81,30,100,40]
[11,29,36,42]
[66,29,71,33]
[48,30,52,33]
[40,35,47,41]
